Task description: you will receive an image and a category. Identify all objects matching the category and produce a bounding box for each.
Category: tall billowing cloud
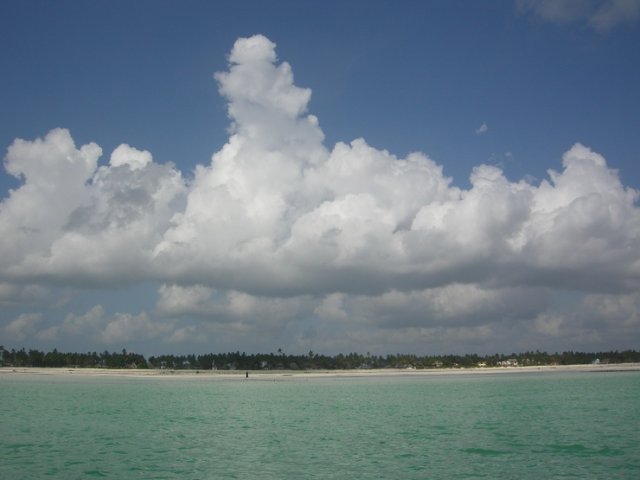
[1,34,639,353]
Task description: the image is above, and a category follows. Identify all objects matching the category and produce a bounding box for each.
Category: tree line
[1,345,639,370]
[0,347,146,369]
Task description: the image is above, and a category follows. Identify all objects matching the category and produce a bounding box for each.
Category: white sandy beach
[1,363,639,380]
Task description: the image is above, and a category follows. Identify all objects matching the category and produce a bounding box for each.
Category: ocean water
[1,371,639,479]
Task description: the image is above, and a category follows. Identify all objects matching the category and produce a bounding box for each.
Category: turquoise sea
[1,371,639,479]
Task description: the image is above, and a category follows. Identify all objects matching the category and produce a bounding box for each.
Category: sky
[1,0,640,357]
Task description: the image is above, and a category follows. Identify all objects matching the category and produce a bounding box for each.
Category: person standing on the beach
[246,371,248,378]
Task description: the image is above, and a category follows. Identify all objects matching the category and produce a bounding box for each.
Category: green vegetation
[1,345,639,370]
[0,347,146,369]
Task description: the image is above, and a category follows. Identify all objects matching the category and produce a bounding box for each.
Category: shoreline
[2,363,639,380]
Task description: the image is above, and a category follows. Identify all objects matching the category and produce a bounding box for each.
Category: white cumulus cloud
[475,123,489,135]
[1,34,639,353]
[517,0,640,32]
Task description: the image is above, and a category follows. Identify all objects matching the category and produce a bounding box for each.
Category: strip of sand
[1,363,639,380]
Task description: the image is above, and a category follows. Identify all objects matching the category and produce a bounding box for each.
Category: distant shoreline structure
[2,363,640,379]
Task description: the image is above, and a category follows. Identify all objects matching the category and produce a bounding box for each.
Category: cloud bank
[2,35,639,353]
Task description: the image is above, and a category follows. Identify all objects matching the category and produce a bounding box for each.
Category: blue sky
[1,0,639,356]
